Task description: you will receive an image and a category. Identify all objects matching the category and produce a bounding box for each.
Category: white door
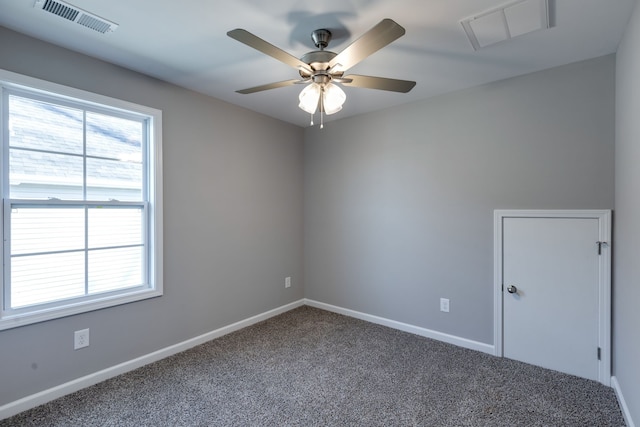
[495,211,611,384]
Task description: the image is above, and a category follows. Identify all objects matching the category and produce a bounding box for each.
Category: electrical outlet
[285,276,291,288]
[440,298,450,313]
[74,328,90,350]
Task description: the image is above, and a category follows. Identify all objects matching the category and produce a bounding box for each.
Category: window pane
[88,247,143,294]
[9,95,84,154]
[86,111,143,162]
[88,207,143,248]
[10,149,83,199]
[11,207,85,255]
[86,157,142,201]
[11,252,85,308]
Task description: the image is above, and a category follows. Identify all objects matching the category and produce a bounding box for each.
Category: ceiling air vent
[34,0,118,34]
[461,0,549,50]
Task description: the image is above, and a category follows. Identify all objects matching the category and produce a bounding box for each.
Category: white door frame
[493,210,612,385]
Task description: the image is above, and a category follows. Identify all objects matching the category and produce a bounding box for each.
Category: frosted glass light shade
[298,82,346,116]
[322,83,346,115]
[298,83,321,114]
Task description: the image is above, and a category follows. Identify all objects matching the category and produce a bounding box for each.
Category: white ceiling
[0,0,635,127]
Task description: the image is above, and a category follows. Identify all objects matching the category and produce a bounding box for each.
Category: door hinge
[596,241,608,255]
[597,347,601,360]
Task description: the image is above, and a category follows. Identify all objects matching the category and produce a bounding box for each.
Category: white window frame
[0,69,163,330]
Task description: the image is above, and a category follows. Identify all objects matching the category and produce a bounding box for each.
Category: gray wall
[615,1,640,423]
[0,27,304,406]
[304,55,615,345]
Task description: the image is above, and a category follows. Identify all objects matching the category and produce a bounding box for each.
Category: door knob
[507,285,518,294]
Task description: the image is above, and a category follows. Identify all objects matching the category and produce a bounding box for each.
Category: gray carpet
[1,306,625,426]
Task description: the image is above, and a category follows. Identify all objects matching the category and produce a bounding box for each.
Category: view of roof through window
[9,95,144,201]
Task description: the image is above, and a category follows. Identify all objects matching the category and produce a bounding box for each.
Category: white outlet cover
[440,298,450,313]
[74,328,90,350]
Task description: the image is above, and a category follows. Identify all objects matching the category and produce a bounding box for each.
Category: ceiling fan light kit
[298,82,345,114]
[227,19,416,128]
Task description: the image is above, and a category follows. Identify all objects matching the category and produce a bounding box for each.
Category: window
[0,70,163,330]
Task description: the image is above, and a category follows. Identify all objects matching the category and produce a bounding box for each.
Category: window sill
[0,288,162,331]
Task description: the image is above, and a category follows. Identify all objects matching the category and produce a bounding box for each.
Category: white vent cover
[34,0,118,34]
[461,0,549,50]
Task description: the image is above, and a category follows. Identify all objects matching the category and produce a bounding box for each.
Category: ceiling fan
[227,19,416,127]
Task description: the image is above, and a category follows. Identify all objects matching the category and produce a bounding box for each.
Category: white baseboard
[304,299,495,355]
[612,376,636,427]
[0,299,305,421]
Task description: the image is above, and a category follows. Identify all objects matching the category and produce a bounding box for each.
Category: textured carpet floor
[1,306,625,426]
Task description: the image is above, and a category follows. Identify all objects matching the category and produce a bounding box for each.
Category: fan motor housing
[299,50,342,78]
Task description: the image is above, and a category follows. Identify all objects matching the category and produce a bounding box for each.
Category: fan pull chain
[310,113,314,126]
[320,87,324,129]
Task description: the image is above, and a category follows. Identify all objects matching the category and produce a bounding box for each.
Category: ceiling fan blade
[328,19,406,72]
[228,29,312,73]
[331,77,354,84]
[236,79,303,94]
[341,75,416,93]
